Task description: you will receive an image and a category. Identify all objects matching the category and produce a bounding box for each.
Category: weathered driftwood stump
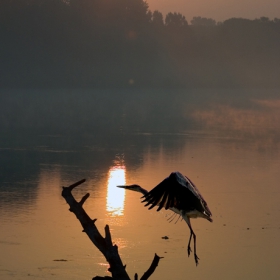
[61,179,162,280]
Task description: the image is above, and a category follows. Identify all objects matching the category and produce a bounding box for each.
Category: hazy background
[1,0,280,89]
[147,0,280,21]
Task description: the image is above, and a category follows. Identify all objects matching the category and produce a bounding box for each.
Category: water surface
[0,89,280,279]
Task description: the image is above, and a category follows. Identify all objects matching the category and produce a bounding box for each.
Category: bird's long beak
[117,185,127,189]
[117,185,137,191]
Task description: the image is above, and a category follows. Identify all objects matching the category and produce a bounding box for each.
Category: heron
[117,171,212,265]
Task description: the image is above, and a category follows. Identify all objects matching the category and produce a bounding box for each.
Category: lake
[0,89,280,280]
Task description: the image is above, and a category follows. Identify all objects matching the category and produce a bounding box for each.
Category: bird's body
[117,171,212,265]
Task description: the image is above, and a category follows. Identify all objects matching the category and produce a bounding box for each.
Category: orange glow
[106,166,126,216]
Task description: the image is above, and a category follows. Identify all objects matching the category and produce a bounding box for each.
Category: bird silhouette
[117,171,212,265]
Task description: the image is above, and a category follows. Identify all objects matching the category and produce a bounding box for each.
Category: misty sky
[147,0,280,21]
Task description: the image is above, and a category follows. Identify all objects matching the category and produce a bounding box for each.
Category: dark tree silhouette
[1,0,280,88]
[151,10,164,27]
[165,12,188,28]
[191,16,216,26]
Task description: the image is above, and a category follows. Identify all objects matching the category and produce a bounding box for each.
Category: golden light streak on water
[106,165,126,216]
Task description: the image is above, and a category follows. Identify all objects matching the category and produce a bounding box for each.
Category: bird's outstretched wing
[182,173,212,217]
[141,172,212,217]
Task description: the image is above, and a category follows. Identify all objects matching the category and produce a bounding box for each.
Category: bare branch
[68,178,86,190]
[61,179,130,280]
[140,254,163,280]
[61,179,163,280]
[79,193,90,206]
[104,225,113,247]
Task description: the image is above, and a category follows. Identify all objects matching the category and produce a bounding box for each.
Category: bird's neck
[139,187,149,195]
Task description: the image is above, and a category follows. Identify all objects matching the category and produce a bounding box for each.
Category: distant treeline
[1,0,280,88]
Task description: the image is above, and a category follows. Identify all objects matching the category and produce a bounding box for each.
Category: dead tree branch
[61,179,162,280]
[139,254,163,280]
[62,179,129,280]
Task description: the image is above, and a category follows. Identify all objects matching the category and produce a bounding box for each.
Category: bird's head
[117,184,148,195]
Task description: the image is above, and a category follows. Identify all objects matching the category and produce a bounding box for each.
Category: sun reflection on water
[106,165,126,216]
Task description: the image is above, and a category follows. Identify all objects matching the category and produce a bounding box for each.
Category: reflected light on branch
[106,166,126,216]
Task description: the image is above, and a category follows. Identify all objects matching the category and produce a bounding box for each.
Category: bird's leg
[184,216,199,265]
[187,231,192,256]
[192,231,199,266]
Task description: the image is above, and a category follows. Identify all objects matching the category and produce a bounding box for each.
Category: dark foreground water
[0,89,280,279]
